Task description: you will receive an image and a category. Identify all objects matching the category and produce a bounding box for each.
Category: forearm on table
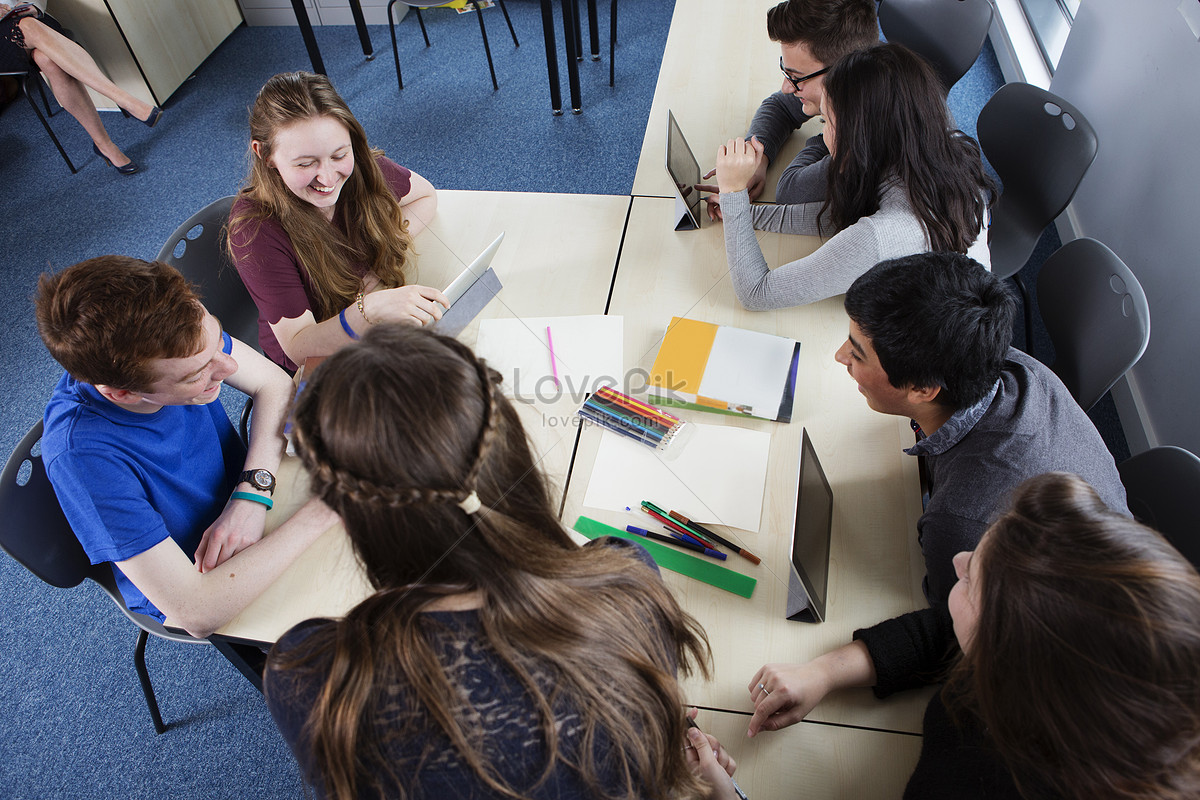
[402,193,437,237]
[776,142,831,206]
[274,309,361,367]
[747,91,810,165]
[814,640,878,695]
[156,498,337,638]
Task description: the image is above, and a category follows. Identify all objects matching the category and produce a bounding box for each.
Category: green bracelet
[232,490,274,510]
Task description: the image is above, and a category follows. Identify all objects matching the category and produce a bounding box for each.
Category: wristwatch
[238,468,276,496]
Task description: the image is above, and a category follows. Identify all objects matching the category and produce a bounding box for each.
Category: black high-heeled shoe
[119,105,163,128]
[93,143,139,175]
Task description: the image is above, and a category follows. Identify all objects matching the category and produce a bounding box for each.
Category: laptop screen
[789,429,834,622]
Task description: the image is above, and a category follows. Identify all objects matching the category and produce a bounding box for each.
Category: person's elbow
[733,284,781,312]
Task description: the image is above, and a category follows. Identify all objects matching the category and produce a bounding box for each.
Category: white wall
[1049,0,1200,454]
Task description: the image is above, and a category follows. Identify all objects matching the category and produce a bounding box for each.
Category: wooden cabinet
[237,0,402,27]
[49,0,243,108]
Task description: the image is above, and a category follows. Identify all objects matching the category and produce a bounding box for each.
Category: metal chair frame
[387,0,519,92]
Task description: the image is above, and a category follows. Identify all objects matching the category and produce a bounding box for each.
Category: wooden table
[559,197,932,734]
[694,708,924,800]
[631,0,824,203]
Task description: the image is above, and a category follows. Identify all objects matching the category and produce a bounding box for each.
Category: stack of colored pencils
[578,386,690,454]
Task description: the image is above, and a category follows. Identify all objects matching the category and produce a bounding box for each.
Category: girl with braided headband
[264,324,715,800]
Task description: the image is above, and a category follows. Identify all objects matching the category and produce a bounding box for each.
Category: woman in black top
[690,472,1200,799]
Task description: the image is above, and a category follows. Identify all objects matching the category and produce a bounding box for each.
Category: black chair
[1036,237,1149,412]
[0,422,209,734]
[387,0,519,92]
[157,195,261,437]
[976,82,1099,347]
[1119,446,1200,570]
[0,63,76,173]
[877,0,995,93]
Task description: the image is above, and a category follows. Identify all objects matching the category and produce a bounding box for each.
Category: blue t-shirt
[41,332,245,620]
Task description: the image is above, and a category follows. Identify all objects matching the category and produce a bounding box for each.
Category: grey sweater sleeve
[776,137,830,205]
[746,91,811,166]
[722,190,895,310]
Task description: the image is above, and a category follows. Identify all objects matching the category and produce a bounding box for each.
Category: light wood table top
[203,190,631,644]
[692,708,923,800]
[631,0,824,202]
[561,197,931,734]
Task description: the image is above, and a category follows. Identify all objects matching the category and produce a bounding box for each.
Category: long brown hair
[821,44,995,252]
[228,72,413,321]
[948,472,1200,799]
[270,324,712,800]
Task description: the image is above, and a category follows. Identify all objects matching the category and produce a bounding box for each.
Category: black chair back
[156,195,261,351]
[878,0,995,93]
[977,82,1099,280]
[1119,446,1200,571]
[1036,237,1150,412]
[0,421,92,588]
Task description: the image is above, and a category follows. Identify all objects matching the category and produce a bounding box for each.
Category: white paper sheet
[582,423,771,533]
[475,316,624,400]
[697,326,797,421]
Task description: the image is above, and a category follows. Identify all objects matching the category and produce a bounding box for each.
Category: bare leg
[32,48,133,167]
[18,17,154,121]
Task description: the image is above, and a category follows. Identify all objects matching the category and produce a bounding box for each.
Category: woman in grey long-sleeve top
[715,44,996,311]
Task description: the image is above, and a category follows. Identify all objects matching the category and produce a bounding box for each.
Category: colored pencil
[546,326,560,388]
[596,385,680,427]
[669,510,761,565]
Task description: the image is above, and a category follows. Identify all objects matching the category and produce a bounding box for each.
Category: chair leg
[415,7,430,48]
[496,0,519,47]
[21,78,76,174]
[471,1,499,91]
[609,0,616,86]
[31,70,55,116]
[571,0,583,61]
[387,0,404,91]
[586,0,599,59]
[134,629,167,734]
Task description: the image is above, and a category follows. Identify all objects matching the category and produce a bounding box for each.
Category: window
[1017,0,1079,72]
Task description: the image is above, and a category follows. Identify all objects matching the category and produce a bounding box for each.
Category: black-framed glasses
[780,56,829,91]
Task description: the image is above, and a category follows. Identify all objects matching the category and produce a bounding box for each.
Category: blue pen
[667,532,727,560]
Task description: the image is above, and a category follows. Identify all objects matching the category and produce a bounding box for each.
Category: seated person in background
[690,473,1200,799]
[714,44,994,310]
[836,252,1127,604]
[228,71,445,372]
[36,257,337,638]
[698,0,879,213]
[0,1,162,174]
[265,325,712,800]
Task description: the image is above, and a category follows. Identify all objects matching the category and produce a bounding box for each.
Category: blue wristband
[339,307,360,340]
[231,490,273,510]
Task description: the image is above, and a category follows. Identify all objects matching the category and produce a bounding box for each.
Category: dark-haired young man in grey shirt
[836,252,1128,605]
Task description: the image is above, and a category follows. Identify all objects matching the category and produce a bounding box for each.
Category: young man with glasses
[700,0,879,216]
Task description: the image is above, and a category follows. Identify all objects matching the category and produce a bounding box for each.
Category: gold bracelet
[356,291,371,325]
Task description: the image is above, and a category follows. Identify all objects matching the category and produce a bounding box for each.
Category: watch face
[252,470,272,489]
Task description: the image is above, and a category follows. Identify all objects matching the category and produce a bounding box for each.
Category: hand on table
[746,661,831,737]
[714,136,766,197]
[364,284,452,326]
[194,493,269,572]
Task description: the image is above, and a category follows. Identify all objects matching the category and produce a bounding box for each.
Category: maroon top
[229,156,413,371]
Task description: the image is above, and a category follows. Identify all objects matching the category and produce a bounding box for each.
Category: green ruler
[573,516,757,599]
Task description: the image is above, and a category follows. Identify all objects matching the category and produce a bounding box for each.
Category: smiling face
[136,313,237,409]
[948,536,986,654]
[834,320,912,416]
[262,115,354,221]
[780,40,828,117]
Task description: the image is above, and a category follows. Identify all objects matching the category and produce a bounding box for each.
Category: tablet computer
[786,429,834,623]
[430,232,505,338]
[665,110,703,231]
